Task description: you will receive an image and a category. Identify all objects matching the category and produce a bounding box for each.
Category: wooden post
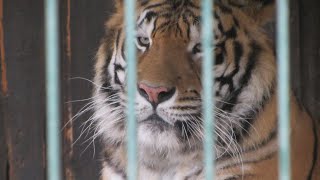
[2,0,46,179]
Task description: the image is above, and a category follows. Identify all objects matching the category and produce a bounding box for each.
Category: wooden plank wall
[0,0,319,180]
[0,1,7,179]
[62,0,113,179]
[1,0,46,180]
[290,0,320,120]
[0,0,113,179]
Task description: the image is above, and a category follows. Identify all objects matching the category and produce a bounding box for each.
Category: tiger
[92,0,320,179]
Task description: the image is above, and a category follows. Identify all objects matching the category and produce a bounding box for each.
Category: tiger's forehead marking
[136,1,240,41]
[136,1,202,39]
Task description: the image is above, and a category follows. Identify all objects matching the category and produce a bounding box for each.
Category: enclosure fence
[45,0,61,180]
[44,0,291,180]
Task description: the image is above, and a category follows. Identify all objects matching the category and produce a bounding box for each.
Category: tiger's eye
[192,43,202,54]
[138,37,150,47]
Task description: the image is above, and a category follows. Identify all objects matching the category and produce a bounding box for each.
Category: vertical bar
[45,0,62,180]
[201,0,215,179]
[124,0,137,179]
[276,0,291,180]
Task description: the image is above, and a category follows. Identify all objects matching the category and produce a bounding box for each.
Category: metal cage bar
[276,0,291,180]
[45,0,62,180]
[201,0,215,179]
[125,0,138,180]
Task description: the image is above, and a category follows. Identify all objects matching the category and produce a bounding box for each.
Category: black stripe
[240,88,274,140]
[239,42,261,88]
[216,76,234,93]
[145,11,157,22]
[184,168,203,180]
[103,150,127,179]
[224,26,237,39]
[138,11,157,26]
[114,74,121,85]
[101,53,112,94]
[115,29,121,50]
[192,43,201,54]
[215,52,224,65]
[220,151,276,170]
[307,118,318,180]
[140,0,149,6]
[214,11,219,19]
[173,113,201,118]
[216,2,233,13]
[98,28,123,114]
[226,0,274,8]
[114,64,124,86]
[151,17,158,38]
[159,12,173,18]
[226,2,244,8]
[155,20,171,33]
[175,23,183,37]
[144,2,167,10]
[114,29,122,77]
[224,174,255,180]
[102,52,112,74]
[233,17,239,28]
[182,14,191,39]
[100,30,116,93]
[114,63,124,71]
[224,177,238,180]
[221,41,260,112]
[220,42,262,143]
[216,40,243,93]
[121,41,126,60]
[169,106,198,110]
[189,89,200,96]
[233,41,243,64]
[187,1,200,9]
[219,121,277,160]
[243,127,277,153]
[178,97,200,101]
[217,22,224,34]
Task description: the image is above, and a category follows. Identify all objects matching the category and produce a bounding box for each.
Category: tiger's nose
[138,83,175,105]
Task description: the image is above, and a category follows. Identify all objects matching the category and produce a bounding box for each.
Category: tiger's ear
[227,0,275,26]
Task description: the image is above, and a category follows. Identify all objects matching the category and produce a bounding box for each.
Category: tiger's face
[93,0,275,159]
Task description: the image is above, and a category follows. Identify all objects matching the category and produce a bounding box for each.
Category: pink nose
[138,83,175,104]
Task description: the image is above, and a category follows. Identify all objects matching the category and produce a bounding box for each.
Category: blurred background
[0,0,319,180]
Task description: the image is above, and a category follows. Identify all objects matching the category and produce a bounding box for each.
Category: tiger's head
[93,0,275,159]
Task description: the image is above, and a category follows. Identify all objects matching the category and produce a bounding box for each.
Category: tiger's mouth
[138,110,202,140]
[140,113,170,125]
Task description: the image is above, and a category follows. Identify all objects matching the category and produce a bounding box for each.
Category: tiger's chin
[137,114,183,153]
[137,114,232,160]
